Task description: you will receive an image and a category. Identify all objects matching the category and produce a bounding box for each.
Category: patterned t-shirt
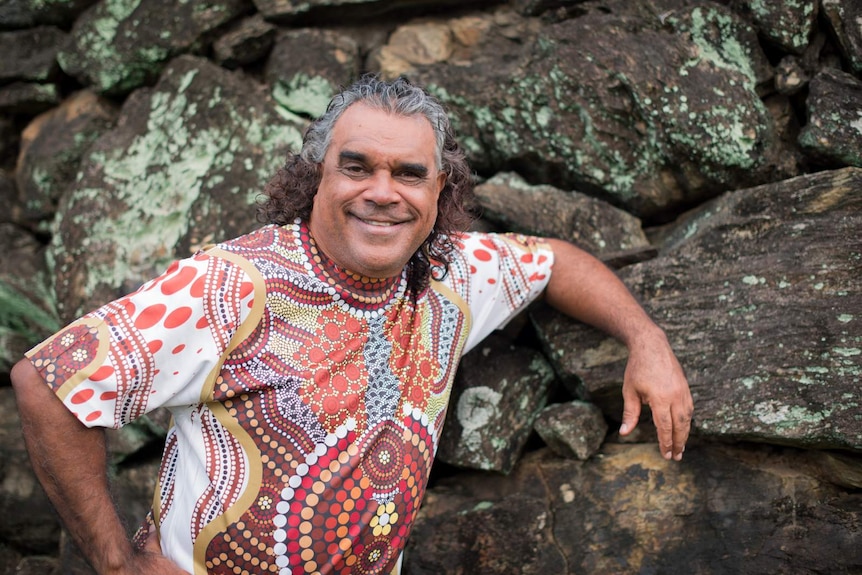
[26,221,554,575]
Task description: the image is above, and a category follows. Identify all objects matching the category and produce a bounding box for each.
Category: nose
[363,171,401,205]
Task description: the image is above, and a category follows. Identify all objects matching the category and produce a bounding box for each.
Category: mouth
[353,213,409,228]
[362,219,397,227]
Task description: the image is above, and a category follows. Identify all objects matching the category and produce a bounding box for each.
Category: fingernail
[619,423,629,434]
[674,452,683,461]
[665,451,672,460]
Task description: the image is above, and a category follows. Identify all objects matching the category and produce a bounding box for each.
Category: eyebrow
[338,150,368,164]
[338,150,430,177]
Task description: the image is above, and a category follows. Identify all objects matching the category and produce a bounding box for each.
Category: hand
[618,328,693,461]
[117,525,190,575]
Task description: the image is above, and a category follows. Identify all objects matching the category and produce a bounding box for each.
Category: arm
[10,359,187,575]
[542,238,693,461]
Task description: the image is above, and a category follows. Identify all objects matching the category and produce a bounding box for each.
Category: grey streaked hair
[300,75,447,170]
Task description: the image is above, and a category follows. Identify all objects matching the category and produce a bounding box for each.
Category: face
[308,103,447,279]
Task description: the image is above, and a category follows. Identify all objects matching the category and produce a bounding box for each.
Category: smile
[356,216,406,227]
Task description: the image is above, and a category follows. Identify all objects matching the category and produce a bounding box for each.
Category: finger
[619,384,642,436]
[671,405,693,461]
[652,406,674,460]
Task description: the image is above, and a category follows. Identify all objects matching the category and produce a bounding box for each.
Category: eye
[341,164,368,177]
[396,170,425,184]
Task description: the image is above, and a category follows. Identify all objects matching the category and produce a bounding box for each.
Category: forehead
[329,103,438,159]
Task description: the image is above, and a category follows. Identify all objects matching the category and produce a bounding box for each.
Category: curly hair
[258,75,476,295]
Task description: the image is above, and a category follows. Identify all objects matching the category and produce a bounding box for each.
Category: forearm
[543,238,693,459]
[11,359,134,574]
[543,238,663,345]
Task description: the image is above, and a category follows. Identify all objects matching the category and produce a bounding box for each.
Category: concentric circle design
[353,537,394,575]
[359,424,406,495]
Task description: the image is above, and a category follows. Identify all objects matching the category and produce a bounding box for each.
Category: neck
[300,221,405,311]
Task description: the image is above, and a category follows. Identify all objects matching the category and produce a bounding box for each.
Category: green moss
[272,74,334,118]
[749,0,814,51]
[52,80,302,308]
[683,7,757,88]
[56,0,142,92]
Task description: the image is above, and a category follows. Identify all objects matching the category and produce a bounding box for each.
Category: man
[11,75,693,575]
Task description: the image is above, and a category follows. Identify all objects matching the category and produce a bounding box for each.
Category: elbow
[10,358,47,408]
[10,358,33,390]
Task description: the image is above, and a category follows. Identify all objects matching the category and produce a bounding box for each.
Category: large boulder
[733,0,819,54]
[474,171,649,257]
[533,168,862,452]
[438,333,556,473]
[16,90,119,226]
[264,28,361,118]
[381,0,796,218]
[58,0,252,96]
[406,444,862,574]
[49,55,305,321]
[0,27,66,84]
[0,0,97,30]
[821,0,862,75]
[798,67,862,168]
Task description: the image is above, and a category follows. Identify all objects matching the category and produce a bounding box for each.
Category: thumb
[619,385,642,436]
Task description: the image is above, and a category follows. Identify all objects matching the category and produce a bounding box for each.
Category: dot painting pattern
[26,221,554,575]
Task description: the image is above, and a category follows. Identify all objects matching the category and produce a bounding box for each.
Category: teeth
[364,220,395,227]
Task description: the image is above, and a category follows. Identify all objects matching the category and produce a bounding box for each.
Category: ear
[435,170,447,195]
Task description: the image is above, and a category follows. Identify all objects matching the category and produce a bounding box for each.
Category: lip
[351,213,411,228]
[362,219,397,227]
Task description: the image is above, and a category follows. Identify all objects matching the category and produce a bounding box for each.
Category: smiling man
[11,75,693,575]
[310,102,446,280]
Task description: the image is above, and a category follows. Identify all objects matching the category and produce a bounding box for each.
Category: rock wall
[1,0,860,573]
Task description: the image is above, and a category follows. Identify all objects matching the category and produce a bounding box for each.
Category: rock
[774,55,810,95]
[474,172,649,256]
[3,1,862,570]
[16,90,119,225]
[407,444,862,574]
[0,0,97,30]
[0,385,161,566]
[798,67,862,168]
[58,0,252,96]
[0,81,59,115]
[11,554,59,575]
[0,223,59,373]
[0,27,66,83]
[0,170,16,221]
[821,0,862,75]
[374,21,454,79]
[533,168,862,452]
[252,0,481,24]
[400,1,791,218]
[212,14,278,69]
[0,388,62,555]
[534,400,608,460]
[814,451,862,490]
[0,117,20,169]
[49,55,305,321]
[512,0,582,17]
[437,333,557,473]
[264,28,360,118]
[732,0,818,54]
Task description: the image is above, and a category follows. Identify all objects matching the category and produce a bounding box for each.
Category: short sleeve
[444,232,554,354]
[25,251,258,428]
